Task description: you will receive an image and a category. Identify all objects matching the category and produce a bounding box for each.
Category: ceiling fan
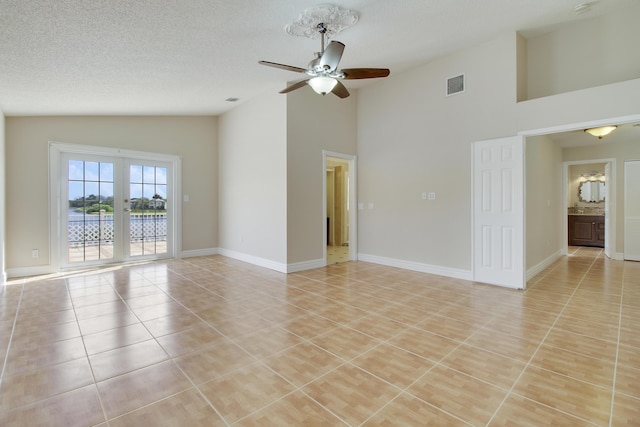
[259,23,390,98]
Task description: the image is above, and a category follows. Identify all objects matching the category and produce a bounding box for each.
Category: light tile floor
[327,245,350,265]
[0,246,638,426]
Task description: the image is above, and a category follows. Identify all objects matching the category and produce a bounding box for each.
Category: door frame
[322,150,357,265]
[562,159,615,258]
[519,113,640,265]
[49,142,182,272]
[624,160,640,260]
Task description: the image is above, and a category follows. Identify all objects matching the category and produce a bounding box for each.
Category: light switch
[183,194,190,202]
[428,192,436,200]
[421,192,427,200]
[358,202,364,210]
[368,203,374,209]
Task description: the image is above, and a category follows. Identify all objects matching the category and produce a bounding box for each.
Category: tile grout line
[357,309,498,426]
[225,274,473,426]
[608,259,626,427]
[0,281,25,387]
[107,268,236,426]
[64,276,111,426]
[485,249,603,426]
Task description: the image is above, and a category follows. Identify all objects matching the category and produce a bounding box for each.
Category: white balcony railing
[68,213,167,247]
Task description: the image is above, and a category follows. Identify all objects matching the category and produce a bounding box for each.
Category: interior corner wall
[0,110,5,283]
[526,3,640,100]
[525,135,563,270]
[357,33,519,272]
[5,116,218,272]
[218,92,288,266]
[286,88,358,265]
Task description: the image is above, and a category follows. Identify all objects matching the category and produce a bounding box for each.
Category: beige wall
[526,135,563,270]
[0,110,5,282]
[286,88,358,265]
[563,140,640,256]
[5,116,218,270]
[218,92,288,265]
[357,33,519,272]
[527,3,640,99]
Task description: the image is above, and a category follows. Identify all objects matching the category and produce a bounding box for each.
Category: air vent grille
[446,74,465,96]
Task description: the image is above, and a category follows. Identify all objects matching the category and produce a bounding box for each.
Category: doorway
[323,151,357,265]
[520,114,640,274]
[50,142,180,270]
[564,161,611,255]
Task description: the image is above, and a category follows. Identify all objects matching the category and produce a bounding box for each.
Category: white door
[124,160,173,258]
[61,153,173,267]
[473,136,525,289]
[63,154,120,265]
[624,160,640,261]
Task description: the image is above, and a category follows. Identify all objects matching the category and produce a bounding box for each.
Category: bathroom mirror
[579,181,605,203]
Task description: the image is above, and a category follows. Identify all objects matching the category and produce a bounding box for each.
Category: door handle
[124,208,131,212]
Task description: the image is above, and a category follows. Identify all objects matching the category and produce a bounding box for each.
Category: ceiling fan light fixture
[309,76,337,95]
[584,125,617,139]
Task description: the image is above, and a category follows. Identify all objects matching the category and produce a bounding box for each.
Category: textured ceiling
[0,0,634,116]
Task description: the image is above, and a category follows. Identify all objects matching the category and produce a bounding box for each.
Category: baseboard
[287,258,325,273]
[526,250,562,281]
[179,248,219,258]
[7,265,56,279]
[358,253,473,281]
[218,248,288,273]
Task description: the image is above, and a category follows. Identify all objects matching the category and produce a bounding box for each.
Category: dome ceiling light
[584,125,617,139]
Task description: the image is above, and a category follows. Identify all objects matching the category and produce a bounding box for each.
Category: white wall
[218,92,288,267]
[5,116,218,271]
[526,135,563,272]
[357,33,519,273]
[527,3,640,99]
[286,88,358,265]
[0,109,5,283]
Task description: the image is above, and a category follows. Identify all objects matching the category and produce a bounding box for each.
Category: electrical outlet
[428,192,436,200]
[32,249,39,258]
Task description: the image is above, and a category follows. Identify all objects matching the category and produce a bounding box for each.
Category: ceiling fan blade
[259,60,307,74]
[319,41,345,72]
[332,80,350,98]
[341,68,391,79]
[279,79,310,94]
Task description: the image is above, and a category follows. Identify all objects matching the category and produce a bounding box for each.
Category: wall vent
[446,74,465,96]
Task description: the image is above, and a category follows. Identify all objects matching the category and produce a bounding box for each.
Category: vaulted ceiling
[0,0,634,116]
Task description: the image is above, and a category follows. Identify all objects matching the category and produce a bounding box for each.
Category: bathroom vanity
[568,214,605,247]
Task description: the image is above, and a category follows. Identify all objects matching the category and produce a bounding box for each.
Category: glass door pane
[67,159,115,263]
[127,163,169,257]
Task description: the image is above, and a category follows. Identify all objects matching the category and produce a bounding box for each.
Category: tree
[86,203,114,214]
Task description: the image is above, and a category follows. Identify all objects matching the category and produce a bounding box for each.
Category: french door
[53,144,177,269]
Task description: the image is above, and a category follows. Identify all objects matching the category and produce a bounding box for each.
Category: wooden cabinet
[568,215,605,247]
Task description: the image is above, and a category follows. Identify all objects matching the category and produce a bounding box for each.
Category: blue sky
[68,161,167,200]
